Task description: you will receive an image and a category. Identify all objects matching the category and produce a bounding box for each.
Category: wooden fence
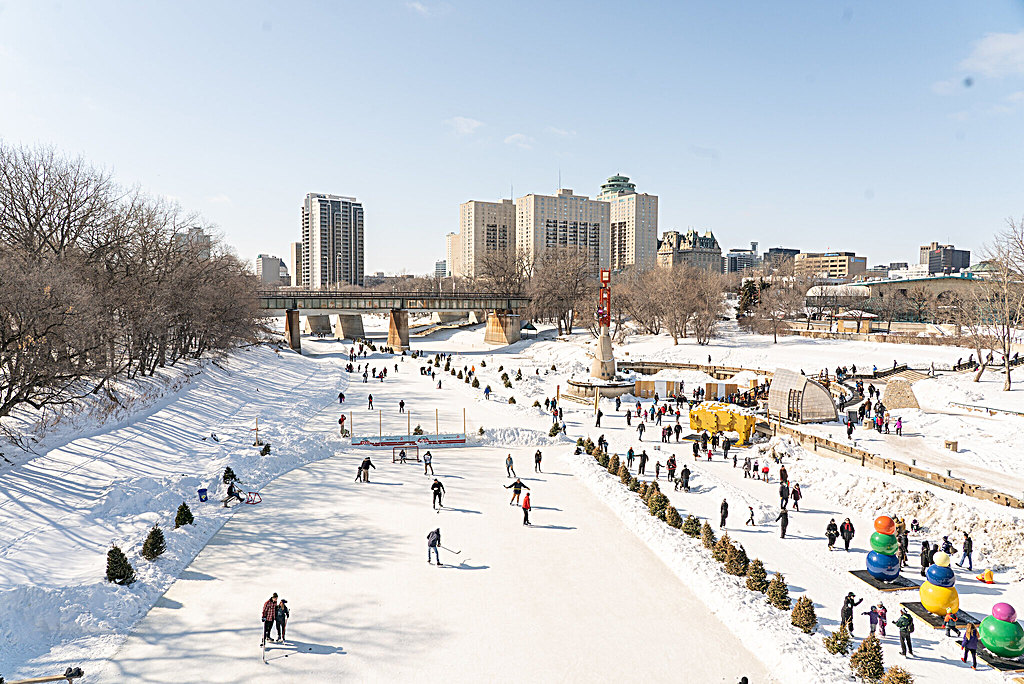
[756,419,1024,510]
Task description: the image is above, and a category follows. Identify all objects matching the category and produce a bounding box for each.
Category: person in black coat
[839,518,855,551]
[826,519,839,550]
[776,507,789,538]
[431,479,445,509]
[720,499,729,528]
[779,482,790,509]
[275,599,290,642]
[841,592,863,635]
[920,541,932,577]
[680,465,691,492]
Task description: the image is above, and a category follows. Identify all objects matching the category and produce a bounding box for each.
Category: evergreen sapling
[849,633,884,683]
[665,505,683,529]
[701,521,717,549]
[141,525,166,561]
[766,573,791,610]
[725,542,749,576]
[881,666,914,684]
[746,559,769,592]
[822,622,853,655]
[791,596,818,634]
[174,502,194,529]
[106,544,136,585]
[682,515,701,537]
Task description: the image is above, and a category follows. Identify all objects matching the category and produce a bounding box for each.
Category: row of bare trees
[0,144,262,418]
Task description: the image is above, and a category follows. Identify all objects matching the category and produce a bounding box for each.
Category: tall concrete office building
[452,199,516,278]
[301,193,364,288]
[515,189,609,270]
[289,242,302,287]
[596,175,658,271]
[256,254,288,286]
[445,232,462,278]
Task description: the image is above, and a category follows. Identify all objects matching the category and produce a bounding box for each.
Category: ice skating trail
[108,338,769,683]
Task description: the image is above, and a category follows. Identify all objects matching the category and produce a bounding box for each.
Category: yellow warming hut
[688,401,756,446]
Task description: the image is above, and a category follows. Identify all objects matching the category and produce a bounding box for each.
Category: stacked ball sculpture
[866,515,901,581]
[980,603,1024,658]
[920,550,959,615]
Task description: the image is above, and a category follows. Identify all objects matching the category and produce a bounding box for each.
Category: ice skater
[275,599,289,642]
[522,492,532,526]
[720,499,728,528]
[424,451,433,475]
[431,478,445,509]
[534,449,543,473]
[261,593,278,645]
[367,394,373,409]
[506,454,516,477]
[427,528,443,566]
[505,478,530,505]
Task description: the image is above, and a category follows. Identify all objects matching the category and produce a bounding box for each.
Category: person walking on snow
[776,507,789,538]
[637,422,645,440]
[595,409,602,427]
[791,483,802,511]
[680,465,691,492]
[626,447,635,468]
[367,394,373,410]
[338,391,345,404]
[358,456,375,482]
[423,451,433,475]
[534,450,543,473]
[779,482,790,509]
[825,519,839,550]
[655,461,662,479]
[957,532,973,571]
[962,622,979,669]
[427,528,443,566]
[895,608,914,657]
[506,454,515,478]
[638,451,649,475]
[261,593,278,645]
[522,492,532,526]
[720,499,729,528]
[746,506,755,526]
[399,399,405,413]
[840,518,855,551]
[920,541,932,577]
[666,455,676,482]
[505,478,530,505]
[943,607,961,637]
[275,599,290,642]
[431,478,445,509]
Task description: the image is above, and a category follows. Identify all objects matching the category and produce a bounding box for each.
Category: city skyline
[1,2,1022,273]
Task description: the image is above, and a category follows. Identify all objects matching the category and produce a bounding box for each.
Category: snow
[6,321,1024,682]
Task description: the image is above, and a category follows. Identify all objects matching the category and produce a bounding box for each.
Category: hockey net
[393,445,421,463]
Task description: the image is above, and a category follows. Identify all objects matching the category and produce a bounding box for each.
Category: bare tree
[476,248,533,294]
[985,218,1024,390]
[949,291,998,382]
[751,280,804,343]
[528,248,594,335]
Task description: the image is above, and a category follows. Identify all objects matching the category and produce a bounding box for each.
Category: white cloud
[407,2,429,15]
[960,29,1024,78]
[406,2,452,17]
[1007,91,1024,103]
[445,116,483,136]
[544,126,576,137]
[504,133,534,149]
[931,78,960,95]
[208,194,232,206]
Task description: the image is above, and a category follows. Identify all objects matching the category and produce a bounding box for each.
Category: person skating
[367,394,373,410]
[776,507,789,538]
[595,409,603,427]
[722,437,731,462]
[961,622,979,669]
[522,492,532,526]
[655,461,662,479]
[424,451,433,475]
[637,422,645,440]
[745,506,755,526]
[431,478,445,509]
[505,454,515,478]
[338,391,345,404]
[819,518,835,548]
[427,528,443,566]
[505,478,530,505]
[359,456,375,482]
[720,499,729,529]
[895,607,914,656]
[791,483,802,511]
[638,450,649,475]
[626,447,635,468]
[957,532,973,571]
[692,441,700,461]
[261,593,278,645]
[275,599,290,642]
[534,449,543,473]
[839,518,855,551]
[399,399,405,413]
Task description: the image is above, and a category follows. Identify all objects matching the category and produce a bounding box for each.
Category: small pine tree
[746,558,769,592]
[260,443,271,456]
[881,665,914,684]
[725,542,749,576]
[682,515,701,537]
[584,437,595,452]
[550,364,556,370]
[174,502,194,529]
[598,452,610,468]
[665,505,683,529]
[141,525,166,561]
[628,477,641,492]
[618,463,630,484]
[478,426,485,435]
[701,521,717,549]
[222,466,236,484]
[713,533,733,563]
[791,596,818,634]
[607,454,620,474]
[498,365,503,372]
[549,423,561,437]
[472,377,480,388]
[464,375,470,384]
[508,396,516,404]
[533,400,542,407]
[501,372,510,382]
[849,633,885,683]
[638,481,649,499]
[480,360,486,367]
[643,480,660,503]
[648,492,669,520]
[457,370,464,379]
[576,437,584,446]
[766,573,791,610]
[823,622,853,655]
[106,544,136,585]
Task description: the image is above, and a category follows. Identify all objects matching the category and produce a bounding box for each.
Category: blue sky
[1,1,1023,274]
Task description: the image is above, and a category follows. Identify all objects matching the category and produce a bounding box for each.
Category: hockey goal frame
[393,445,421,463]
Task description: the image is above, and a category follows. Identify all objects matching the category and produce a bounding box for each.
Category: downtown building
[794,251,867,280]
[449,199,516,278]
[920,241,970,274]
[301,193,364,288]
[515,188,610,270]
[595,175,658,271]
[657,229,722,272]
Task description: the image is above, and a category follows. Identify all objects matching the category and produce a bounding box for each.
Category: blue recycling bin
[198,488,208,502]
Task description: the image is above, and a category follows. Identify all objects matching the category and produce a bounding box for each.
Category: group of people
[260,593,290,645]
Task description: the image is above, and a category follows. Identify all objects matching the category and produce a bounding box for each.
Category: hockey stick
[439,545,461,555]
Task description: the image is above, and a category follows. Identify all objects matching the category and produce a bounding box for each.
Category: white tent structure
[768,368,838,423]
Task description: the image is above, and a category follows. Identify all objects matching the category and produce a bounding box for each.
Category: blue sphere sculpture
[867,550,901,581]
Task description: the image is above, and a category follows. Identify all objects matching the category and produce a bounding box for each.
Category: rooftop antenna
[558,168,561,192]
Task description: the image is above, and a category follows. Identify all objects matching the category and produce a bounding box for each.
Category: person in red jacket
[261,593,278,645]
[522,492,532,526]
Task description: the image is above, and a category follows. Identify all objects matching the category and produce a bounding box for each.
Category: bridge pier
[284,309,301,352]
[430,311,462,324]
[387,309,410,350]
[333,314,365,341]
[303,315,332,336]
[468,310,486,324]
[484,312,521,345]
